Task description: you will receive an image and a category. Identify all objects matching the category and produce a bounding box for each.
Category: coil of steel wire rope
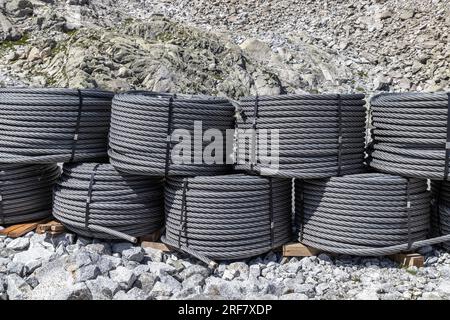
[235,93,367,178]
[293,173,450,256]
[0,88,114,164]
[108,92,235,177]
[430,180,450,250]
[370,92,450,180]
[0,163,60,225]
[163,174,292,264]
[53,163,164,242]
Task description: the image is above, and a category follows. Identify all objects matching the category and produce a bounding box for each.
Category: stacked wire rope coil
[430,181,450,250]
[235,94,367,178]
[0,163,60,225]
[163,175,292,263]
[109,92,235,176]
[295,173,432,256]
[370,92,450,180]
[53,163,164,243]
[0,88,114,163]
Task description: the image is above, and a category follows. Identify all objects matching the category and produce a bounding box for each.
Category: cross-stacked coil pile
[370,92,450,180]
[53,163,164,242]
[235,94,367,178]
[0,163,60,225]
[295,173,431,255]
[163,175,292,263]
[109,92,235,176]
[0,88,114,163]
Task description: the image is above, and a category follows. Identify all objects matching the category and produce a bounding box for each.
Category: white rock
[109,266,136,290]
[6,237,30,251]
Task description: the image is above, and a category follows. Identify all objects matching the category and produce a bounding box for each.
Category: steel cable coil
[235,94,367,178]
[430,180,450,250]
[162,175,292,264]
[0,88,114,163]
[53,163,164,242]
[108,92,235,176]
[370,92,450,180]
[0,163,60,225]
[295,173,450,256]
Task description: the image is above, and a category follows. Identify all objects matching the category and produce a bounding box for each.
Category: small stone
[86,276,120,300]
[72,251,93,269]
[437,280,450,297]
[249,264,261,279]
[377,10,393,20]
[6,238,30,251]
[27,47,41,62]
[147,261,176,276]
[135,272,158,294]
[25,276,39,289]
[222,269,238,281]
[179,265,210,280]
[113,288,149,300]
[182,274,205,289]
[400,10,415,20]
[122,247,144,263]
[6,274,32,300]
[112,242,134,255]
[420,292,442,300]
[7,261,26,277]
[74,265,100,283]
[228,262,249,280]
[143,247,163,262]
[67,283,92,300]
[293,283,315,297]
[133,264,151,277]
[85,243,111,256]
[5,0,33,17]
[150,278,180,298]
[109,266,136,290]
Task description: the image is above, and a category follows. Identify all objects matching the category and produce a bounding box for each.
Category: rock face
[0,1,378,95]
[1,1,448,94]
[148,0,450,93]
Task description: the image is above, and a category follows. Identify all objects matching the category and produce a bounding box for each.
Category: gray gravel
[1,230,450,300]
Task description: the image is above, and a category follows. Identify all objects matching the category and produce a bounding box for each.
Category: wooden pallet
[36,220,66,235]
[282,242,322,257]
[141,241,172,252]
[0,217,52,238]
[281,242,424,268]
[389,253,424,268]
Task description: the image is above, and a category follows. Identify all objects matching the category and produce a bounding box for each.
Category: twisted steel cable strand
[0,163,60,225]
[109,92,235,176]
[235,94,367,179]
[295,173,450,256]
[370,92,450,180]
[53,163,164,242]
[430,180,450,250]
[0,88,114,164]
[162,175,292,264]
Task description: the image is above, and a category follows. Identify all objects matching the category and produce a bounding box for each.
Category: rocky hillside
[0,0,449,98]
